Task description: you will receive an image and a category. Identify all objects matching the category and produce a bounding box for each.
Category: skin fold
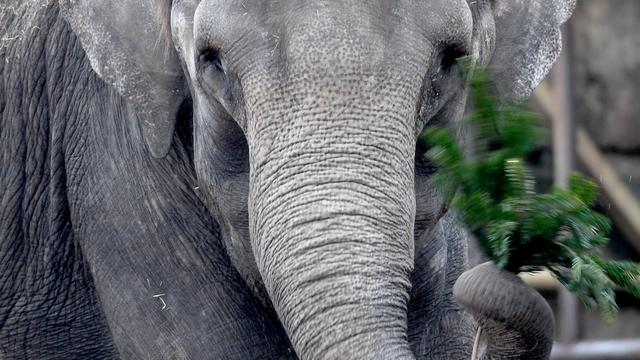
[1,0,573,359]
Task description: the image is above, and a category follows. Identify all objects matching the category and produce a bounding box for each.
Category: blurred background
[490,1,640,358]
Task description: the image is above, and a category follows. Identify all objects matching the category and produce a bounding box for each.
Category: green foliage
[421,68,640,320]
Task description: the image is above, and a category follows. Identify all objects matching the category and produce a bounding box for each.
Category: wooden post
[552,23,582,344]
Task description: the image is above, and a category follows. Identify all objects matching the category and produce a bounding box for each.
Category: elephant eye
[439,46,468,72]
[197,48,231,97]
[199,49,225,74]
[197,48,236,109]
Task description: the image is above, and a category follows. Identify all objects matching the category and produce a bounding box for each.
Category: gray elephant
[0,0,572,359]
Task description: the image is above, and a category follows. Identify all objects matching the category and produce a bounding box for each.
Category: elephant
[0,0,573,359]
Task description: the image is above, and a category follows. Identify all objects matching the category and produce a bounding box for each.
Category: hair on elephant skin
[0,1,573,359]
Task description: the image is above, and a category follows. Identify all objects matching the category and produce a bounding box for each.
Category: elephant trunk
[246,84,418,359]
[454,262,555,360]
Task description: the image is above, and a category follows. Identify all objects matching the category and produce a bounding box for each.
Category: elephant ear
[59,0,185,158]
[488,0,576,99]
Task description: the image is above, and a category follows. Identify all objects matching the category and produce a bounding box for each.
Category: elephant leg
[72,141,296,358]
[409,211,475,359]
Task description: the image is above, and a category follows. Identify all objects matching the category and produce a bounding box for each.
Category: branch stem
[471,325,482,360]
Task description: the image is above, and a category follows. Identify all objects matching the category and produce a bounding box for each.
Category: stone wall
[571,0,640,151]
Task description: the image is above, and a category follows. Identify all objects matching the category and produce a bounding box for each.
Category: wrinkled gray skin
[0,0,573,359]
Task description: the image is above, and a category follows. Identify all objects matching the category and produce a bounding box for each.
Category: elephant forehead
[189,0,473,71]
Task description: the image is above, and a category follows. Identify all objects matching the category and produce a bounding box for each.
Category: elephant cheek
[245,94,419,359]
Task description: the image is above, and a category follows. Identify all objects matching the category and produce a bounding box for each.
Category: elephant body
[1,5,291,358]
[0,1,572,359]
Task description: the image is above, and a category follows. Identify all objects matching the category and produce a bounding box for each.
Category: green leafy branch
[421,68,640,319]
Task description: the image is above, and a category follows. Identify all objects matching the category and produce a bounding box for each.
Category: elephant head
[59,0,573,358]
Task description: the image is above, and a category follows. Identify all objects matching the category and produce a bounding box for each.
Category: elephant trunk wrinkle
[248,119,417,359]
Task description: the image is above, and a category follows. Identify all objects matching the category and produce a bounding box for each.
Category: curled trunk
[454,262,555,360]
